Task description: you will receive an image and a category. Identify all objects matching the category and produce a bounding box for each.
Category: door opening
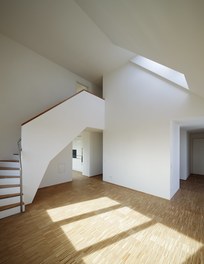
[72,130,103,179]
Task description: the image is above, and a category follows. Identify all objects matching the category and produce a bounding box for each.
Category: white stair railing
[17,138,24,212]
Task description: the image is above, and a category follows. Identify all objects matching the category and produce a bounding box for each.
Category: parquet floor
[0,172,203,264]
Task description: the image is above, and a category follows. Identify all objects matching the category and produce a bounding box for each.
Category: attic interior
[0,1,204,263]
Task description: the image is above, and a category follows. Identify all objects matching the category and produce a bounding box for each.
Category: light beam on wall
[131,56,189,89]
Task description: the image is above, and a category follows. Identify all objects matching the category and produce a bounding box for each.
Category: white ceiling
[0,0,135,85]
[0,0,204,97]
[76,0,204,97]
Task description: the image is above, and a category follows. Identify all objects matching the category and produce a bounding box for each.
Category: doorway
[171,117,204,198]
[190,131,204,176]
[72,130,103,178]
[72,134,83,172]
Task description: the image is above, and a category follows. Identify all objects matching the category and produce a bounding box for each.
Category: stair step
[0,175,20,178]
[0,184,20,188]
[0,161,20,168]
[0,178,20,185]
[0,202,23,212]
[0,167,20,176]
[0,193,21,199]
[0,167,20,170]
[0,203,25,219]
[1,187,21,195]
[0,195,22,207]
[0,160,19,162]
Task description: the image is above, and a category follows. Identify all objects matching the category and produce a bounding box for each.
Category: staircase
[0,155,24,219]
[0,91,104,218]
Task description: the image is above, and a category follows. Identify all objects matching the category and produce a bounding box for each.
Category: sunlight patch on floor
[82,222,203,264]
[61,206,152,251]
[46,197,119,222]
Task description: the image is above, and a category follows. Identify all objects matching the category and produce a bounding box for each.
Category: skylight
[131,56,189,89]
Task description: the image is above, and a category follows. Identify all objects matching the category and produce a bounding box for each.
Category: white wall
[40,144,72,188]
[0,33,97,159]
[170,122,180,198]
[82,131,90,176]
[22,91,105,204]
[190,132,204,175]
[82,131,103,177]
[89,131,103,176]
[180,129,190,180]
[103,63,204,200]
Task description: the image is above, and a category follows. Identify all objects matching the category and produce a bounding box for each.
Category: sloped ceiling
[0,0,134,85]
[0,0,204,97]
[76,0,204,98]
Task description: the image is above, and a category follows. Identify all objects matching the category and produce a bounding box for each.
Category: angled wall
[22,91,105,204]
[103,63,204,199]
[39,144,73,188]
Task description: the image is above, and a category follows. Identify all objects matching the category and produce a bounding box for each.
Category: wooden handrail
[21,89,104,126]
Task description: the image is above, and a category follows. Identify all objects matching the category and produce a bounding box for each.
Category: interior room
[0,1,203,263]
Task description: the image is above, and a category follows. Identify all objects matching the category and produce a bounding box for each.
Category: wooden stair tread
[0,167,20,170]
[0,193,21,199]
[0,184,20,188]
[0,175,20,179]
[0,160,19,162]
[0,202,23,211]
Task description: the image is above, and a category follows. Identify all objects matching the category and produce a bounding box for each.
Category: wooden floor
[0,172,203,264]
